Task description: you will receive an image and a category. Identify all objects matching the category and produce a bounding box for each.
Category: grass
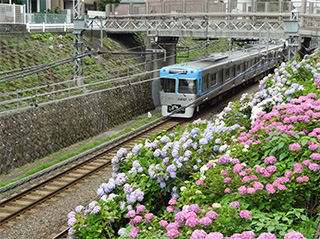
[0,113,162,190]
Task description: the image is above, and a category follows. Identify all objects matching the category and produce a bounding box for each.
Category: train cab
[159,66,201,118]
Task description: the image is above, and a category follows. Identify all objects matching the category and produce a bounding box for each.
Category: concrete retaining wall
[0,82,155,174]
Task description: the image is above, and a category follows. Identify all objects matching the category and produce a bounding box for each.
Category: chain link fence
[0,4,25,24]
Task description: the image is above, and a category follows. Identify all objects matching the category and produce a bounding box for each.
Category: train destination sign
[169,69,188,74]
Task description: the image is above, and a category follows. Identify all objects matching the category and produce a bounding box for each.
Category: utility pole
[73,0,86,85]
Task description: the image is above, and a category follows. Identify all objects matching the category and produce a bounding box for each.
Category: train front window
[160,78,176,93]
[178,79,197,94]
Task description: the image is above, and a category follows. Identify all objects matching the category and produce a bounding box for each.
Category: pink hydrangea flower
[253,181,264,190]
[233,164,244,173]
[224,188,231,193]
[241,231,255,239]
[167,229,180,238]
[206,232,224,239]
[159,220,168,227]
[266,165,277,173]
[257,232,277,239]
[302,160,311,166]
[175,211,187,223]
[231,158,240,164]
[129,227,140,238]
[188,204,200,213]
[132,216,142,225]
[199,217,212,226]
[205,210,218,220]
[190,229,207,239]
[309,163,319,172]
[196,180,204,185]
[136,205,146,214]
[284,231,307,239]
[310,152,320,160]
[166,206,174,213]
[185,217,199,227]
[250,175,258,180]
[308,143,319,151]
[239,210,252,219]
[264,156,277,164]
[224,177,232,183]
[166,222,180,231]
[207,162,215,168]
[256,166,266,174]
[144,213,154,222]
[238,186,247,195]
[266,183,276,194]
[285,171,293,178]
[168,199,177,205]
[126,210,135,218]
[289,143,301,151]
[247,187,256,194]
[221,170,230,175]
[242,176,251,183]
[230,201,240,208]
[245,168,253,173]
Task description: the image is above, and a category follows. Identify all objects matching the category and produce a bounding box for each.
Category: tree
[98,0,121,11]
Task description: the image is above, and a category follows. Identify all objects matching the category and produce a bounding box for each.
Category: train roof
[166,43,283,71]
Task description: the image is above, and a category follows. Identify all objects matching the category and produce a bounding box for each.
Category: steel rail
[0,117,184,228]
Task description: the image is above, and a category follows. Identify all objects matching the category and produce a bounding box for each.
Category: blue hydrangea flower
[88,201,98,210]
[193,165,198,170]
[91,205,100,214]
[132,144,143,155]
[170,172,176,179]
[75,205,84,213]
[160,135,171,144]
[167,164,177,173]
[118,228,126,236]
[133,188,144,201]
[184,150,192,158]
[199,138,208,146]
[116,148,127,159]
[115,173,126,186]
[132,160,140,168]
[123,183,133,195]
[171,149,179,158]
[160,181,166,188]
[97,187,104,197]
[154,149,161,158]
[126,193,137,204]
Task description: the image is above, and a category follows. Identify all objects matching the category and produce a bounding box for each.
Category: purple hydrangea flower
[91,205,100,214]
[75,205,84,213]
[167,164,177,173]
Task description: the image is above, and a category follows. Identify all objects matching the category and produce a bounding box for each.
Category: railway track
[0,117,185,233]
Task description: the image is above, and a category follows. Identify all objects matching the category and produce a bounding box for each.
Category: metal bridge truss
[88,12,320,40]
[90,14,293,39]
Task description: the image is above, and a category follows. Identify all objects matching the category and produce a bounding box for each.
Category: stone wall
[0,82,155,174]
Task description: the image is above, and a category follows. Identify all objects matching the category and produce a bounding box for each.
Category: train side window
[218,69,223,84]
[160,78,176,93]
[225,68,229,79]
[212,73,217,86]
[201,75,207,92]
[230,65,234,77]
[237,64,240,74]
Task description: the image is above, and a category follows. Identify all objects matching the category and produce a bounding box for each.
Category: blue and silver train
[159,43,286,118]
